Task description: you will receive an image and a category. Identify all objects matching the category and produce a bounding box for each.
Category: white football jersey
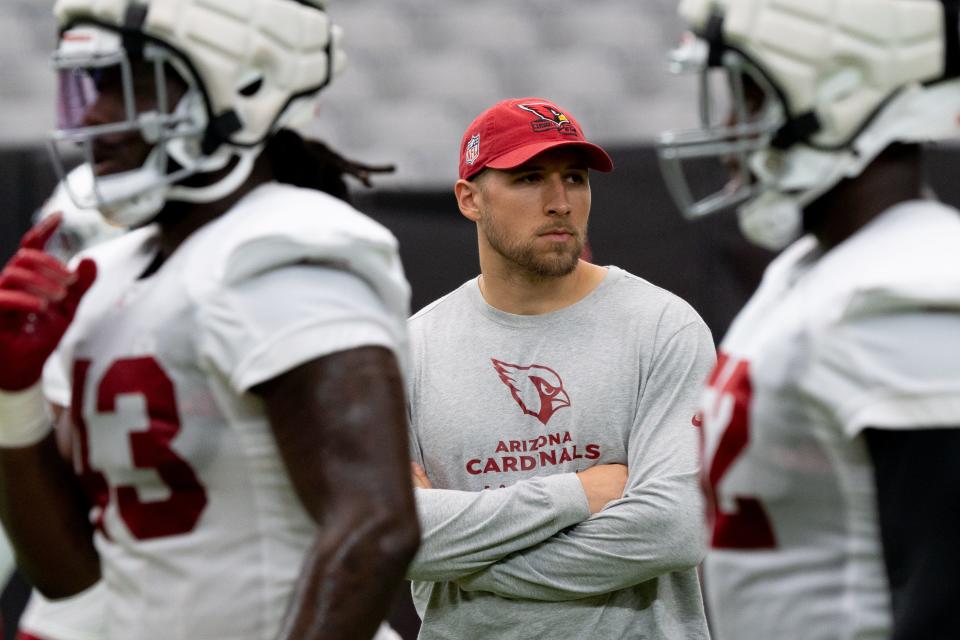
[43,183,410,640]
[19,583,106,640]
[700,200,960,640]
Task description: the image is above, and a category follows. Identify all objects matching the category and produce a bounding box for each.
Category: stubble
[480,214,584,279]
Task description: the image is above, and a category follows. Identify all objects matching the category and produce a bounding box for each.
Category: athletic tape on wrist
[0,384,52,447]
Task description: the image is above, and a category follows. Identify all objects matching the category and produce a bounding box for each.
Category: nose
[543,174,572,216]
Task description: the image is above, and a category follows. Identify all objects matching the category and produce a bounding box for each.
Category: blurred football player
[15,169,404,640]
[658,0,960,638]
[0,1,419,639]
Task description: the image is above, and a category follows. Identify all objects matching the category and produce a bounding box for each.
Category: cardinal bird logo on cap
[491,359,571,426]
[516,103,578,134]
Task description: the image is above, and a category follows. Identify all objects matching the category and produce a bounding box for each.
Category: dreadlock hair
[265,129,395,204]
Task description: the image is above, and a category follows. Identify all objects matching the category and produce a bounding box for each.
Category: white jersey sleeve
[185,184,410,392]
[19,583,106,640]
[803,309,960,436]
[197,263,406,392]
[797,200,960,437]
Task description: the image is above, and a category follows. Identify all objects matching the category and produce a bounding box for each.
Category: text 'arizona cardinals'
[465,430,601,477]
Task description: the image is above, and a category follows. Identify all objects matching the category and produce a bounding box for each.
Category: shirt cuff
[540,472,591,528]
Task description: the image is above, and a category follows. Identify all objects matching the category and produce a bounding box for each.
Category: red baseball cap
[458,97,614,180]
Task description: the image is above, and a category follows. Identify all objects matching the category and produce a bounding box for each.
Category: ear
[454,179,482,223]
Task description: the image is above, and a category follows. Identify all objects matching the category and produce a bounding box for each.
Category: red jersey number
[702,352,776,549]
[72,357,208,540]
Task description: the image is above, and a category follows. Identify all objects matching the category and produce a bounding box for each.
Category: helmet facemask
[658,38,787,223]
[34,163,125,264]
[658,0,960,251]
[48,0,346,228]
[49,25,231,227]
[657,31,845,250]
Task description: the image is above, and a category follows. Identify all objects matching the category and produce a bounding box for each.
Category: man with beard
[404,98,715,639]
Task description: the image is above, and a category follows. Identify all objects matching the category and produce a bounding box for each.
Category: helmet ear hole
[237,71,265,97]
[239,79,263,97]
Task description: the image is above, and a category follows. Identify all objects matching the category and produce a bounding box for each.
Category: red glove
[0,213,97,391]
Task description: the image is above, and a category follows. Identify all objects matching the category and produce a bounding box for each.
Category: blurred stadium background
[1,0,698,183]
[2,1,960,639]
[0,0,769,332]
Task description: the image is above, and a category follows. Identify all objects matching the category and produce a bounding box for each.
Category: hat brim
[485,140,614,174]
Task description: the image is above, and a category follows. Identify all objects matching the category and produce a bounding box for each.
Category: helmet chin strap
[166,146,261,204]
[737,175,835,251]
[738,145,860,250]
[162,87,263,204]
[95,142,262,226]
[94,145,170,227]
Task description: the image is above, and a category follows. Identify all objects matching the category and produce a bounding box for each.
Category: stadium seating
[1,0,692,185]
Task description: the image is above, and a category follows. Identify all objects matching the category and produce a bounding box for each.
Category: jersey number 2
[702,352,776,549]
[71,357,208,540]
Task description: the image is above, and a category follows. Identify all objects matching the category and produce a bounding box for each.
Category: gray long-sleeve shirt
[407,267,715,639]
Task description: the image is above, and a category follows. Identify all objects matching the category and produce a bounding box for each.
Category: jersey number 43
[71,357,209,540]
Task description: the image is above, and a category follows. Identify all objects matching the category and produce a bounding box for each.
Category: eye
[532,377,556,395]
[565,172,588,184]
[515,172,542,184]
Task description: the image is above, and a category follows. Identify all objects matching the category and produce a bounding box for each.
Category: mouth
[538,228,577,242]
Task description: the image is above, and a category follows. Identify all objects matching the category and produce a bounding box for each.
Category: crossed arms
[408,322,715,601]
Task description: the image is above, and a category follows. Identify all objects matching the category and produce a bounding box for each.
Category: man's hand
[0,213,96,391]
[411,462,433,489]
[576,464,628,514]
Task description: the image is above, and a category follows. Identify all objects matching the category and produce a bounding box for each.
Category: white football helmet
[49,0,346,227]
[35,164,125,263]
[658,0,960,250]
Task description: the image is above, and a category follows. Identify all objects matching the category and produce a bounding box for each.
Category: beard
[480,215,585,279]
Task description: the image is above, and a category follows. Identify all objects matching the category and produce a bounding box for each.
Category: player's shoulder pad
[822,200,960,320]
[185,184,410,311]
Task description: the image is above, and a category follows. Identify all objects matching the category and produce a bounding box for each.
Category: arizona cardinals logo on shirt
[491,358,571,425]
